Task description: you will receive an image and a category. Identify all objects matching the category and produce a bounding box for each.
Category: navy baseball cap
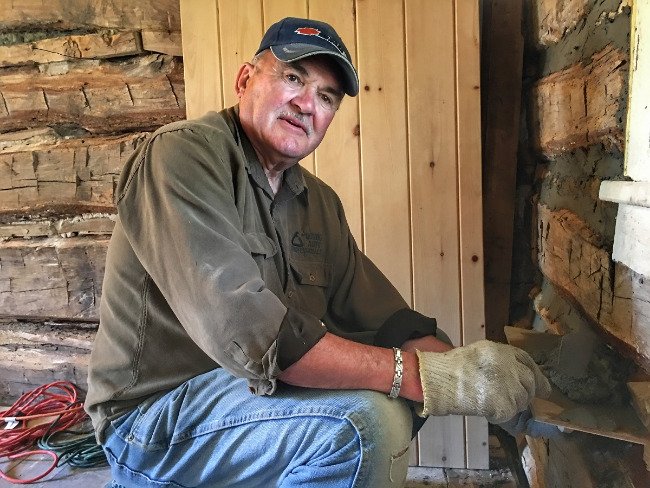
[256,17,359,96]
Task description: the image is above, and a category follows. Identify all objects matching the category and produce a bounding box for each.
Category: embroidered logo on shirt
[291,231,322,255]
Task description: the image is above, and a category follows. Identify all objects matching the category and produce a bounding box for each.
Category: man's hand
[416,340,551,423]
[402,335,453,354]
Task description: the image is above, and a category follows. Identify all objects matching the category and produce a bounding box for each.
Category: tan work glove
[416,340,551,423]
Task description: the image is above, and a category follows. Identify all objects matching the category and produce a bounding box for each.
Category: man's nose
[291,87,316,114]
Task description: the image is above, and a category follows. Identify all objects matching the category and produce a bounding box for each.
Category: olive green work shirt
[85,107,436,441]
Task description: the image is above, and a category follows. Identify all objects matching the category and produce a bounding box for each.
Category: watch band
[388,347,403,399]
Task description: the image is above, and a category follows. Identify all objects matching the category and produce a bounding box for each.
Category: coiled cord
[0,381,105,484]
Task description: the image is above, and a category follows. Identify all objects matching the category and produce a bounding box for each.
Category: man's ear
[235,63,254,98]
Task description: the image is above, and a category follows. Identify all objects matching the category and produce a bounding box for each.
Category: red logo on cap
[295,27,321,36]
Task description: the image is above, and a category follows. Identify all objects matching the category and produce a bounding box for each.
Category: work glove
[416,339,552,423]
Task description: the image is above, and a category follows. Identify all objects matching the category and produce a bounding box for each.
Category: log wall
[517,0,650,486]
[0,1,184,403]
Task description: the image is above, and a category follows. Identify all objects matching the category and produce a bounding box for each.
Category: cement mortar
[539,0,631,76]
[531,340,632,406]
[0,27,101,47]
[538,144,623,245]
[532,280,592,334]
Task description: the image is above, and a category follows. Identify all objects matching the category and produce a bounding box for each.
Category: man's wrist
[396,350,424,402]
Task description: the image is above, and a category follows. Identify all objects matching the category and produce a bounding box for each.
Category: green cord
[37,430,107,468]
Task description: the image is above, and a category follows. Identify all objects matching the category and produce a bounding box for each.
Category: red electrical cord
[0,381,88,484]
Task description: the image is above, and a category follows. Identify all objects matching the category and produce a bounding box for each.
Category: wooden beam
[0,31,144,67]
[523,432,650,488]
[481,0,524,343]
[0,319,96,350]
[0,236,108,321]
[537,203,650,369]
[0,0,181,32]
[0,127,60,153]
[531,45,628,157]
[0,214,115,239]
[141,30,183,56]
[0,132,149,212]
[0,54,185,134]
[0,319,96,403]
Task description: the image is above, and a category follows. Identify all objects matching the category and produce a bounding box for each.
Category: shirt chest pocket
[289,260,331,319]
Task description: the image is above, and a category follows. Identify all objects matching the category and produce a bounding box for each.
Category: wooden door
[180,0,487,469]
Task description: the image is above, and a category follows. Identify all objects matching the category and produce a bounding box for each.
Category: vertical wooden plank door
[179,0,486,469]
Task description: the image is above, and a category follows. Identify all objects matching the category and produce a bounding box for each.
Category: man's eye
[286,73,301,84]
[320,93,332,105]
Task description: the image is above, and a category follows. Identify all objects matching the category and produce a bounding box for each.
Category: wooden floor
[406,466,518,487]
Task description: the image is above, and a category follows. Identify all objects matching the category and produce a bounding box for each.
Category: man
[87,17,550,487]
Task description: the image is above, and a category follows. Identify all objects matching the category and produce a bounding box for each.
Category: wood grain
[0,31,144,67]
[0,133,148,212]
[0,236,108,320]
[0,54,185,134]
[531,45,628,157]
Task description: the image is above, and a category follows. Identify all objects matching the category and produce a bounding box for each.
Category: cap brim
[270,44,359,97]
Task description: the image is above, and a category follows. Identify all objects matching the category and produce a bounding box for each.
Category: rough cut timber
[0,127,62,153]
[0,236,108,320]
[0,31,144,68]
[0,320,95,403]
[0,132,149,211]
[0,0,181,32]
[531,45,627,156]
[0,213,116,239]
[481,0,524,342]
[522,432,650,488]
[0,54,185,134]
[529,0,591,46]
[141,30,182,56]
[537,204,650,369]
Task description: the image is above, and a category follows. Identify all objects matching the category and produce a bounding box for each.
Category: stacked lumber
[0,1,184,403]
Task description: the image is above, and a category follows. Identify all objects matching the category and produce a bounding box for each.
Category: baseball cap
[255,17,359,96]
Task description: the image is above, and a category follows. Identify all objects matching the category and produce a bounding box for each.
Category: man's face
[236,51,344,168]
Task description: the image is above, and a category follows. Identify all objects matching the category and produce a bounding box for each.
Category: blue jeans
[102,369,417,487]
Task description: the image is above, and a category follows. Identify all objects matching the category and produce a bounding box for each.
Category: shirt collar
[226,105,308,201]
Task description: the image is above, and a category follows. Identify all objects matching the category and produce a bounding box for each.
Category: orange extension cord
[0,382,87,484]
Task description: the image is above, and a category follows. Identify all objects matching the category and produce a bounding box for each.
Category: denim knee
[344,391,413,487]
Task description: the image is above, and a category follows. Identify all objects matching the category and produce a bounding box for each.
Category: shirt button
[309,274,315,281]
[287,290,294,298]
